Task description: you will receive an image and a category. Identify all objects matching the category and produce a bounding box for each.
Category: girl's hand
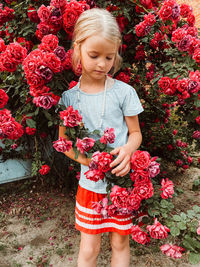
[109,145,132,177]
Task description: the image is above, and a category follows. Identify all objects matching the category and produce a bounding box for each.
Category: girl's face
[79,34,118,80]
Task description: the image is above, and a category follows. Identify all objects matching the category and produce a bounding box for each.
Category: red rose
[33,95,57,109]
[160,244,185,258]
[115,72,130,84]
[68,80,77,89]
[187,13,195,26]
[43,52,61,73]
[189,70,200,82]
[41,34,59,51]
[177,78,189,92]
[29,85,50,97]
[116,15,128,32]
[27,6,40,23]
[62,49,73,70]
[26,73,45,87]
[0,38,6,53]
[147,218,170,239]
[135,21,149,37]
[39,164,50,175]
[131,150,151,171]
[133,180,154,200]
[51,0,66,8]
[23,51,43,74]
[131,225,150,245]
[158,76,171,90]
[193,48,200,64]
[53,137,72,152]
[37,5,51,23]
[84,169,104,182]
[36,23,56,40]
[110,185,129,209]
[195,116,200,125]
[76,137,95,154]
[26,127,36,135]
[160,178,174,199]
[144,13,156,26]
[60,105,82,127]
[171,28,187,43]
[97,152,113,173]
[159,5,172,21]
[127,191,141,211]
[140,0,153,9]
[180,4,193,18]
[0,89,9,108]
[63,9,79,37]
[1,120,23,140]
[0,53,17,72]
[100,127,115,145]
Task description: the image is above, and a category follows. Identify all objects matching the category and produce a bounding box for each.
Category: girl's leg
[77,232,101,267]
[109,232,130,267]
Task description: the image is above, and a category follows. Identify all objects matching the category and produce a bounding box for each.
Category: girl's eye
[90,55,97,59]
[106,57,112,60]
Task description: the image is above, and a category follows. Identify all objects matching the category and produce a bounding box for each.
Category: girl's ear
[74,42,81,57]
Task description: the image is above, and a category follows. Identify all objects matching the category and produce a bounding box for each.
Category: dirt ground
[0,166,200,267]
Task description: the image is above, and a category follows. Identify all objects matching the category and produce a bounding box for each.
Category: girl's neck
[79,74,107,93]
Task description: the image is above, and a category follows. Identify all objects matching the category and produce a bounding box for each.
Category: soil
[0,166,200,267]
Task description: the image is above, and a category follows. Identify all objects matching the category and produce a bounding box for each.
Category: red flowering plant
[131,0,200,170]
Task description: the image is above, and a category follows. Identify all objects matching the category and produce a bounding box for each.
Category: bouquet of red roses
[53,105,184,256]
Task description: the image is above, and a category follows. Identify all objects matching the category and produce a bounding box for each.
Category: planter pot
[0,141,32,184]
[0,158,32,184]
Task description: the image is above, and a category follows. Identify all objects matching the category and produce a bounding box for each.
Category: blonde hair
[72,8,122,75]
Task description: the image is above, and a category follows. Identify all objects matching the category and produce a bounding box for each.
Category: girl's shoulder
[112,78,136,95]
[61,84,78,97]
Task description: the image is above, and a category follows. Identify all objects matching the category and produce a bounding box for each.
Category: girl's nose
[97,59,106,68]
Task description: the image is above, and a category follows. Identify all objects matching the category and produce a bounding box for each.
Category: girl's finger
[116,165,130,177]
[111,156,130,173]
[110,147,120,155]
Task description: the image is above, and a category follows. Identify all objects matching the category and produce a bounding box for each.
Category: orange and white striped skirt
[75,185,134,235]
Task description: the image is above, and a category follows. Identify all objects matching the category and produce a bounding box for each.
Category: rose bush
[0,0,200,263]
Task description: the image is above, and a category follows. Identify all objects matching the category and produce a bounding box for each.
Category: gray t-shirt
[59,79,144,193]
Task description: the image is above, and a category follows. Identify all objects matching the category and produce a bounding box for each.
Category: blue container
[0,141,32,184]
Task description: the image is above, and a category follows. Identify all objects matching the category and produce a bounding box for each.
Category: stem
[130,0,150,14]
[39,137,64,182]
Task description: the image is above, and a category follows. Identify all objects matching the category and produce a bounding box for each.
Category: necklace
[77,76,107,131]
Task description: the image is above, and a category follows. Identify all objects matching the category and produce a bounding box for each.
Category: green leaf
[194,99,200,108]
[183,240,197,252]
[35,107,39,116]
[177,221,187,230]
[193,205,200,213]
[73,147,80,160]
[48,121,53,127]
[26,119,36,128]
[173,215,182,221]
[160,199,169,208]
[187,210,195,218]
[189,253,200,264]
[170,226,180,237]
[43,110,52,120]
[180,212,187,220]
[148,208,154,217]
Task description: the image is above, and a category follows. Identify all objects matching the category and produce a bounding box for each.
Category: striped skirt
[75,185,134,235]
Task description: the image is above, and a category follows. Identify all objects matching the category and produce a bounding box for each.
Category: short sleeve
[122,86,144,116]
[58,91,69,108]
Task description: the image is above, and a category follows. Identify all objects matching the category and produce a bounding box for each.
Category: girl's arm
[110,115,142,177]
[59,126,90,166]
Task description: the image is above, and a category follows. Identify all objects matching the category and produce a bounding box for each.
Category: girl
[59,8,144,267]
